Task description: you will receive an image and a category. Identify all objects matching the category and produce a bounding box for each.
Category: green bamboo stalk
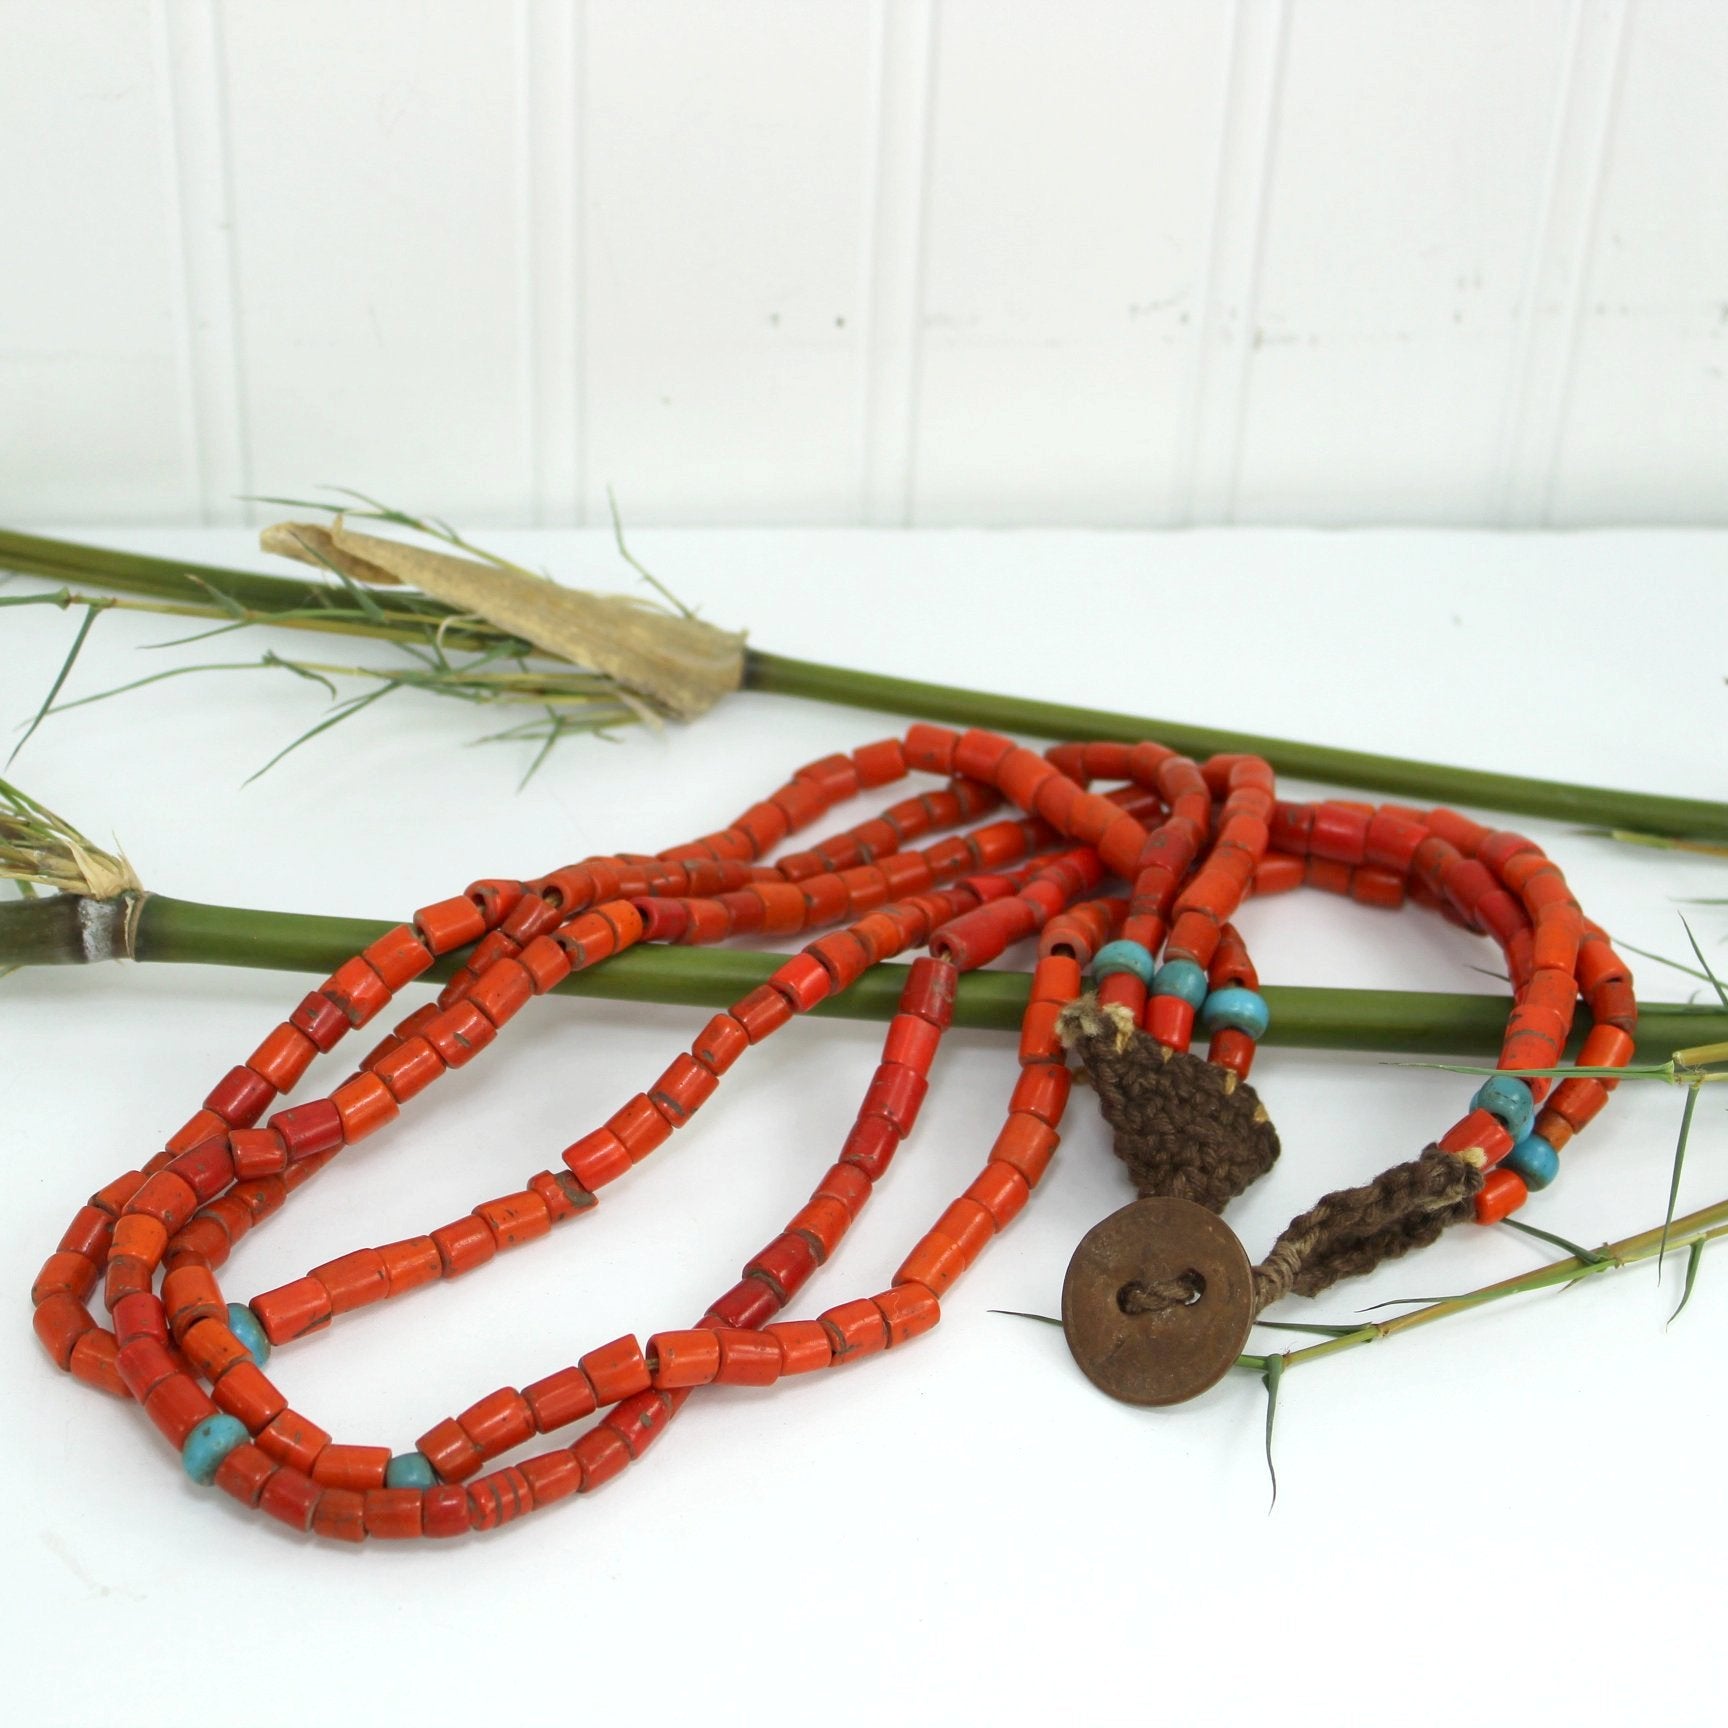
[1239,1195,1728,1376]
[0,528,359,614]
[0,530,501,653]
[7,528,1726,841]
[746,650,1728,841]
[4,891,1723,1058]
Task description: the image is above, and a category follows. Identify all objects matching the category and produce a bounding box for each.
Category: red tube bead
[251,1277,332,1344]
[1145,993,1195,1052]
[289,990,349,1053]
[1475,1167,1527,1225]
[714,1329,783,1386]
[364,1488,425,1539]
[820,1298,890,1362]
[422,1000,498,1067]
[524,1365,599,1433]
[145,1373,217,1448]
[649,1330,722,1389]
[247,1023,318,1094]
[269,1100,344,1160]
[260,1466,323,1533]
[422,1483,471,1538]
[876,1283,940,1346]
[204,1065,275,1129]
[322,957,392,1028]
[580,1336,651,1406]
[333,1072,398,1143]
[860,1062,928,1134]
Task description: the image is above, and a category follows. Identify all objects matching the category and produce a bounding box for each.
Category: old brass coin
[1061,1196,1255,1407]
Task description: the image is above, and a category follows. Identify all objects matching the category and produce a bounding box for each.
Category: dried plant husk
[0,777,138,899]
[260,518,746,721]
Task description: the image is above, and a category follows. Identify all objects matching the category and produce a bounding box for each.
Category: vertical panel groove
[1489,2,1586,526]
[521,0,584,526]
[1537,0,1630,525]
[572,0,589,526]
[859,0,938,526]
[152,0,204,521]
[154,0,249,524]
[1178,0,1288,525]
[1491,0,1630,526]
[515,0,537,524]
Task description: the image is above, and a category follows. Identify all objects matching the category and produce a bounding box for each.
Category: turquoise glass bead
[226,1301,271,1367]
[1151,959,1207,1008]
[1472,1074,1535,1142]
[182,1413,251,1486]
[1503,1132,1560,1191]
[1199,986,1270,1041]
[386,1451,438,1490]
[1091,940,1155,987]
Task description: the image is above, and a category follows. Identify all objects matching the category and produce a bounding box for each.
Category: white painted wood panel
[1551,0,1728,523]
[1,0,1724,527]
[0,2,192,520]
[580,0,876,524]
[220,0,531,521]
[914,1,1228,526]
[1234,0,1571,524]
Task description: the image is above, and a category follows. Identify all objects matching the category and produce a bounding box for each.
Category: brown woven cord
[1055,996,1280,1213]
[1057,993,1484,1314]
[1247,1145,1483,1311]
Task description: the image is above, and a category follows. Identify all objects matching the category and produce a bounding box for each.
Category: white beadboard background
[5,0,1726,528]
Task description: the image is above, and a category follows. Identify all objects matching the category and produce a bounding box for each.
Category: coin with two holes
[1061,1195,1257,1406]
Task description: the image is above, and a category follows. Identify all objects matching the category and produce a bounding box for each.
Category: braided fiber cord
[1057,996,1484,1313]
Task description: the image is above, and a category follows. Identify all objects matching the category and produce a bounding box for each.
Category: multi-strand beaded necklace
[29,724,1635,1541]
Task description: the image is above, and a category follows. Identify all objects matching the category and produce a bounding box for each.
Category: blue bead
[1503,1132,1560,1192]
[1091,940,1155,987]
[182,1413,251,1486]
[1199,986,1270,1041]
[1151,959,1208,1008]
[1472,1073,1535,1142]
[226,1301,270,1368]
[386,1451,438,1490]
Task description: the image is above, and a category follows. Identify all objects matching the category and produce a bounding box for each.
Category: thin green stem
[1247,1198,1728,1377]
[744,650,1728,842]
[6,529,1726,840]
[0,892,1720,1057]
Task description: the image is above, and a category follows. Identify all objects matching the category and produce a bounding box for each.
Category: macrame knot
[1249,1145,1484,1311]
[1057,991,1280,1215]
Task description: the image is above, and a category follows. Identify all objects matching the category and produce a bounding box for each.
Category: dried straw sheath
[2,527,1725,842]
[64,893,1718,1059]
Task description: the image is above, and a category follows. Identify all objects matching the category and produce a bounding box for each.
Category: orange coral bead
[713,1329,782,1386]
[362,924,434,991]
[373,1035,445,1103]
[415,894,488,955]
[364,1487,425,1539]
[876,1282,940,1346]
[523,1365,598,1433]
[257,1408,331,1473]
[251,1277,332,1344]
[820,1298,889,1363]
[332,1071,398,1142]
[648,1330,721,1389]
[379,1236,442,1296]
[246,1023,318,1093]
[766,1319,833,1375]
[474,1190,552,1250]
[989,1112,1059,1186]
[580,1335,651,1406]
[431,1215,495,1278]
[310,1248,389,1315]
[312,1444,392,1492]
